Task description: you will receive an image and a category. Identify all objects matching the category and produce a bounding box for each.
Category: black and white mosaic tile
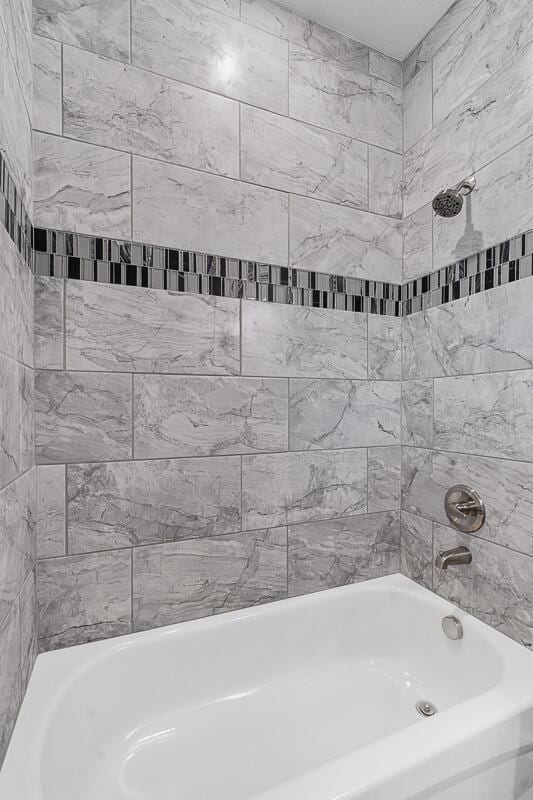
[0,151,32,265]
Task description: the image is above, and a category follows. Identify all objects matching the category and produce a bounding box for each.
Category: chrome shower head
[432,176,476,218]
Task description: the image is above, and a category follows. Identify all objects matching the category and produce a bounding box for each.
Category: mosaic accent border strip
[32,228,403,317]
[403,231,533,315]
[0,151,32,265]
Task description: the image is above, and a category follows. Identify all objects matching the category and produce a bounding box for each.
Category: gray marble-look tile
[241,302,367,379]
[134,375,288,459]
[434,370,533,461]
[68,456,241,553]
[403,64,433,152]
[132,0,288,114]
[35,370,132,464]
[368,446,401,512]
[402,446,533,558]
[368,146,402,218]
[37,549,132,651]
[404,278,533,380]
[369,50,402,86]
[133,155,288,265]
[32,34,61,135]
[289,195,402,283]
[63,46,239,178]
[290,44,402,152]
[401,379,433,447]
[34,276,63,370]
[0,25,32,206]
[0,605,21,765]
[0,225,33,367]
[403,42,533,217]
[241,105,368,209]
[288,510,400,596]
[33,0,130,61]
[433,136,533,270]
[0,470,35,628]
[242,448,367,529]
[19,569,37,693]
[133,527,287,630]
[36,465,65,558]
[33,132,131,239]
[400,510,433,590]
[367,315,402,380]
[289,379,401,451]
[241,0,307,40]
[433,0,533,125]
[196,0,239,15]
[66,280,240,375]
[3,0,31,112]
[403,0,480,86]
[402,204,433,281]
[0,356,33,489]
[433,524,533,649]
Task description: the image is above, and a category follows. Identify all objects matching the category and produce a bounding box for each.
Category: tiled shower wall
[31,0,406,651]
[0,0,36,765]
[401,0,533,648]
[35,279,401,649]
[32,0,403,282]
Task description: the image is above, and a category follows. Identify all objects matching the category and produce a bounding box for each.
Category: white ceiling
[278,0,457,60]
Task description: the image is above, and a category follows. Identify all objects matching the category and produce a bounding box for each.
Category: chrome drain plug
[416,700,438,717]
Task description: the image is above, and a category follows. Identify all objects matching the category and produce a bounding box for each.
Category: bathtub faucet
[435,546,472,570]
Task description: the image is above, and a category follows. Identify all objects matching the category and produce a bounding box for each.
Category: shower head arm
[452,176,476,196]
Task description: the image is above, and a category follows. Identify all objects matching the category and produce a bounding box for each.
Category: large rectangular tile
[402,447,533,558]
[242,448,367,529]
[33,132,131,239]
[63,46,239,178]
[433,135,533,270]
[68,456,241,553]
[402,205,433,281]
[434,370,533,461]
[403,43,533,216]
[433,0,533,125]
[35,370,132,464]
[289,44,402,152]
[241,302,367,379]
[19,569,37,693]
[289,379,401,450]
[32,34,62,135]
[36,465,65,559]
[433,525,533,649]
[369,50,402,86]
[368,146,402,218]
[133,156,288,264]
[241,105,368,209]
[33,0,130,61]
[400,510,433,590]
[368,446,401,513]
[0,606,20,765]
[288,511,399,596]
[0,225,33,367]
[289,195,401,282]
[134,376,288,458]
[133,528,287,630]
[403,276,533,380]
[2,0,32,114]
[34,276,63,370]
[0,356,33,489]
[403,0,481,86]
[132,0,288,114]
[37,550,132,651]
[403,64,432,152]
[66,281,239,374]
[0,470,35,627]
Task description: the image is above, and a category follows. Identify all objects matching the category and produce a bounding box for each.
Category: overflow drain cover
[416,700,438,717]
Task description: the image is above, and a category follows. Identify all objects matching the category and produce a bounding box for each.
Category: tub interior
[36,581,504,800]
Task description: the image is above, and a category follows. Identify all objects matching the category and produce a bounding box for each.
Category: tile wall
[401,0,533,649]
[31,0,403,283]
[0,0,36,766]
[34,279,401,649]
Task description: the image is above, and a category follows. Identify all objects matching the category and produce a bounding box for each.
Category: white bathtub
[2,574,533,800]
